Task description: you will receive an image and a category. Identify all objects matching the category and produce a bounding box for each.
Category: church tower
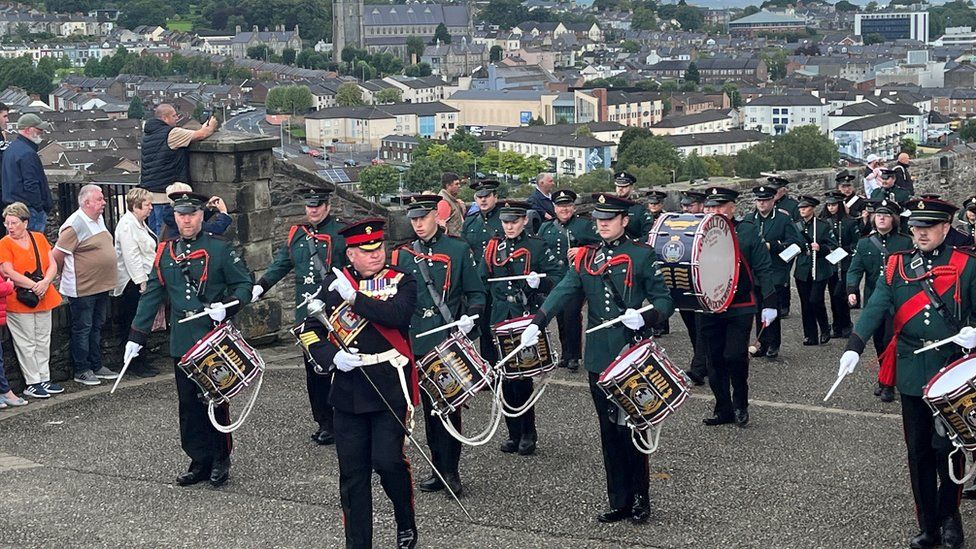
[333,0,364,62]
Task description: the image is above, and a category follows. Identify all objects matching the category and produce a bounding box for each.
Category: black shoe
[819,333,831,345]
[418,474,444,492]
[443,472,463,497]
[176,464,210,486]
[703,413,734,426]
[397,528,418,549]
[941,513,964,549]
[311,428,335,445]
[963,484,976,500]
[750,345,768,358]
[631,495,650,523]
[209,456,230,487]
[556,360,567,369]
[780,308,790,319]
[566,359,580,372]
[734,409,749,427]
[909,530,941,549]
[597,507,632,523]
[880,386,895,403]
[518,435,537,456]
[802,337,818,346]
[874,382,884,397]
[830,331,843,339]
[500,439,518,453]
[686,371,705,386]
[766,345,779,359]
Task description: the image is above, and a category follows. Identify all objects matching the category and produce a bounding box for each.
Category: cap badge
[365,226,373,234]
[918,201,925,209]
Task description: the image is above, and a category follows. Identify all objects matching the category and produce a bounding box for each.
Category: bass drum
[648,212,739,313]
[924,354,976,484]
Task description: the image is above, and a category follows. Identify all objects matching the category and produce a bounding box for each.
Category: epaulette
[777,208,791,215]
[629,239,654,249]
[161,234,179,242]
[287,223,312,245]
[207,232,228,241]
[954,246,976,259]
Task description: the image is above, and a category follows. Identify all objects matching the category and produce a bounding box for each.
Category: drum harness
[413,240,455,325]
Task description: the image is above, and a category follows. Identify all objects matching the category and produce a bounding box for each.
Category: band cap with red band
[339,217,386,251]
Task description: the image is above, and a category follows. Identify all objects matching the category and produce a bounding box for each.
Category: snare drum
[492,316,556,380]
[178,321,265,406]
[597,339,689,430]
[648,212,739,313]
[924,355,976,452]
[418,332,492,415]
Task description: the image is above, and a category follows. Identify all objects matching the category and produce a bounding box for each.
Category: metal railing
[58,180,139,235]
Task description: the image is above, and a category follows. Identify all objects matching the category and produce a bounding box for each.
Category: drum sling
[412,240,455,324]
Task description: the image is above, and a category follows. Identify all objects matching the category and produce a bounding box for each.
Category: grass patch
[167,20,193,32]
[290,127,306,138]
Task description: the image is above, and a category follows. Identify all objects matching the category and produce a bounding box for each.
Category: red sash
[878,250,967,385]
[341,267,420,405]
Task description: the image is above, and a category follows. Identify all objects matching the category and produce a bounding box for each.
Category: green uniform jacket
[848,245,976,396]
[625,202,650,240]
[824,215,860,272]
[845,230,913,304]
[776,195,800,221]
[869,186,910,204]
[538,215,600,276]
[392,230,487,356]
[257,215,345,320]
[723,219,777,317]
[533,237,675,374]
[794,218,838,282]
[462,207,503,259]
[744,208,805,286]
[957,220,976,243]
[129,233,253,357]
[480,232,563,324]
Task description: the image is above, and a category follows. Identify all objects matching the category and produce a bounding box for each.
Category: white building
[650,109,736,136]
[833,113,907,163]
[496,127,613,177]
[382,75,453,104]
[932,26,976,46]
[305,102,459,148]
[664,130,767,157]
[854,11,929,43]
[741,94,828,136]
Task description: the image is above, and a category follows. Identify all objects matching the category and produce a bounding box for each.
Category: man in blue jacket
[2,114,53,231]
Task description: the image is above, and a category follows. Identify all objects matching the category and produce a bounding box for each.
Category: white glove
[526,271,541,289]
[124,341,143,364]
[520,324,540,348]
[329,267,357,302]
[761,308,778,326]
[837,350,859,378]
[951,326,976,350]
[334,347,362,372]
[209,306,227,322]
[621,308,645,330]
[457,314,475,335]
[251,286,264,303]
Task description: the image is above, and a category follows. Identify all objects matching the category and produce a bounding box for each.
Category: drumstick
[585,304,655,334]
[914,335,958,355]
[111,354,134,394]
[179,300,240,323]
[487,273,547,283]
[748,325,766,355]
[496,343,527,370]
[823,373,846,402]
[416,315,480,338]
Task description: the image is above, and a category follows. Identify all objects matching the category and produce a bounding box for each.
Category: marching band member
[645,189,670,336]
[869,168,910,204]
[699,187,776,426]
[957,196,976,242]
[918,194,974,249]
[125,191,253,487]
[845,199,912,403]
[462,179,504,363]
[253,186,345,445]
[770,176,800,221]
[678,190,709,381]
[822,191,860,339]
[393,194,486,497]
[839,197,976,549]
[521,193,674,524]
[744,185,803,360]
[297,218,420,549]
[537,189,599,373]
[481,200,562,456]
[613,171,649,240]
[835,169,869,235]
[794,195,838,346]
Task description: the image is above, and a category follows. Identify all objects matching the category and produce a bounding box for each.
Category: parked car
[300,145,311,154]
[309,149,321,157]
[344,159,358,167]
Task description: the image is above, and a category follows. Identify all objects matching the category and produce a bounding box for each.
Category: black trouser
[901,395,963,535]
[827,271,852,334]
[304,355,333,433]
[334,406,415,549]
[419,388,462,475]
[479,295,498,363]
[679,310,707,379]
[871,313,895,358]
[588,372,648,510]
[556,291,584,362]
[502,378,536,443]
[795,278,829,340]
[700,313,753,417]
[781,277,792,314]
[754,285,783,350]
[118,281,147,371]
[173,360,231,468]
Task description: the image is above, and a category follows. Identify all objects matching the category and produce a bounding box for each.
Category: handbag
[15,232,44,308]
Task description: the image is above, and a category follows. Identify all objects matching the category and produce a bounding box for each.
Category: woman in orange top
[0,202,62,399]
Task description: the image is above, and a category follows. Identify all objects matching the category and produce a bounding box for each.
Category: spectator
[1,114,53,232]
[0,202,62,399]
[862,154,882,198]
[112,188,159,378]
[157,182,231,240]
[140,103,218,234]
[436,172,466,236]
[892,152,913,195]
[52,184,119,386]
[526,172,556,222]
[0,274,23,407]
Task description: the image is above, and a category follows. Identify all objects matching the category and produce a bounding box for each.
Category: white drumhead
[927,357,976,398]
[693,214,737,312]
[600,342,652,382]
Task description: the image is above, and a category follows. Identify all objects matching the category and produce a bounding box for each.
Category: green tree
[735,146,775,178]
[566,169,615,193]
[616,135,681,172]
[404,63,432,77]
[336,82,364,107]
[374,87,402,105]
[722,82,743,108]
[282,48,297,65]
[834,0,858,11]
[900,137,917,156]
[266,87,286,114]
[685,61,700,84]
[447,128,484,156]
[490,45,503,62]
[865,1,878,10]
[118,0,173,28]
[286,85,314,114]
[863,33,884,45]
[433,23,452,44]
[529,115,546,126]
[406,36,426,62]
[632,7,657,30]
[621,40,641,53]
[479,0,531,29]
[127,96,145,120]
[742,5,760,16]
[193,102,205,122]
[632,164,673,186]
[961,119,976,142]
[762,49,788,80]
[618,126,653,158]
[768,125,837,170]
[247,45,269,60]
[359,164,400,199]
[681,151,710,180]
[404,156,442,192]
